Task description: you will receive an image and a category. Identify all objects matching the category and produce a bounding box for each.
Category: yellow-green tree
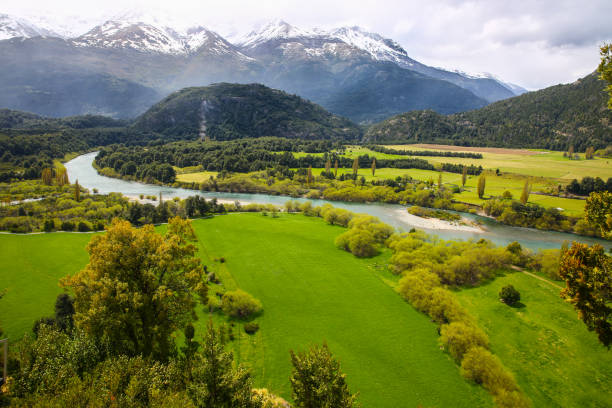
[307,165,313,185]
[598,43,612,108]
[585,191,612,238]
[56,168,69,186]
[334,159,338,177]
[61,217,207,360]
[461,166,467,187]
[438,173,442,189]
[520,180,530,204]
[477,175,486,199]
[41,168,53,185]
[74,179,80,202]
[559,242,612,348]
[352,157,359,177]
[371,158,376,177]
[325,159,331,175]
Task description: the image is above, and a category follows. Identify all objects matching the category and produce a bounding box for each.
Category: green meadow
[456,272,612,408]
[0,214,490,407]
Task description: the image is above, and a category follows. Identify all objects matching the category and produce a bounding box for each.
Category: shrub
[244,322,259,335]
[460,347,519,396]
[43,219,54,232]
[335,228,378,257]
[60,221,75,231]
[440,322,489,361]
[77,221,91,232]
[499,285,521,306]
[221,289,263,319]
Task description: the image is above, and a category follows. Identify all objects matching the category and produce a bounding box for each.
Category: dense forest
[364,72,612,150]
[93,138,483,183]
[133,83,362,140]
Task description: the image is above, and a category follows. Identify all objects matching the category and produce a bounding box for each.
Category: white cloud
[3,0,611,89]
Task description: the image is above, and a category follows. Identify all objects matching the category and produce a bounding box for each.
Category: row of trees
[565,176,612,196]
[366,145,483,158]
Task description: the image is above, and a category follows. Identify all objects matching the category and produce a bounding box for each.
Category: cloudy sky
[4,0,611,90]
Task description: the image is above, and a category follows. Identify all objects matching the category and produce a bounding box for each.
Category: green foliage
[559,242,612,347]
[187,321,259,408]
[133,83,361,140]
[365,72,612,151]
[499,285,521,306]
[244,322,259,335]
[585,191,612,238]
[221,289,263,319]
[407,205,462,222]
[460,347,528,407]
[477,174,486,198]
[520,180,530,205]
[335,228,378,258]
[290,343,358,408]
[61,217,207,360]
[598,43,612,109]
[440,322,489,361]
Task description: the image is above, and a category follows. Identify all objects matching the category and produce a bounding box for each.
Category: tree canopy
[61,217,208,360]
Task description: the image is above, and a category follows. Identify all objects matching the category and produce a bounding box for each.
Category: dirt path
[509,265,564,289]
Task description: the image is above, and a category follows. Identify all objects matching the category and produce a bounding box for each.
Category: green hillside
[133,83,362,140]
[365,72,612,151]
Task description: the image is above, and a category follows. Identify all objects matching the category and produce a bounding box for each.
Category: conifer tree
[290,343,358,408]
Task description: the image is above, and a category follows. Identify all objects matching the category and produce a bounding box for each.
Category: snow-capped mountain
[0,13,58,40]
[328,26,416,67]
[238,19,319,49]
[72,16,253,59]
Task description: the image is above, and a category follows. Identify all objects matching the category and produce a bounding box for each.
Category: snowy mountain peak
[73,20,186,54]
[238,19,317,48]
[327,25,416,67]
[0,13,58,40]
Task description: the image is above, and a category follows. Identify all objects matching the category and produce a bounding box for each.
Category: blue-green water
[66,152,610,251]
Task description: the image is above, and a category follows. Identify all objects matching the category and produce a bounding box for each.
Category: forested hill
[0,109,128,131]
[133,83,362,140]
[364,72,612,150]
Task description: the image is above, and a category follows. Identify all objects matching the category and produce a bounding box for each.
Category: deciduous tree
[585,191,612,238]
[371,158,376,176]
[520,180,530,204]
[461,166,468,187]
[61,217,207,360]
[559,242,611,347]
[477,175,486,199]
[598,43,612,108]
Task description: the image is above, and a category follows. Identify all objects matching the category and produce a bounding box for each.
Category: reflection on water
[66,152,610,251]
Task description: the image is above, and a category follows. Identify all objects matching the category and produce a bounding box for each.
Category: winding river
[66,152,610,251]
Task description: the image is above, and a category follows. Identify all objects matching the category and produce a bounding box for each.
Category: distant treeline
[94,138,483,184]
[367,145,483,159]
[566,176,612,196]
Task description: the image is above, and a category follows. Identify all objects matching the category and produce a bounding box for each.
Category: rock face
[0,15,525,121]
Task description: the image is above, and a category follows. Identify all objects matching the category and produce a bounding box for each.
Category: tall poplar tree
[371,158,376,177]
[477,175,486,199]
[520,180,530,204]
[461,166,468,187]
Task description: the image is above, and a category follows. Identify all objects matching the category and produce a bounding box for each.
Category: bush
[460,347,518,395]
[244,322,259,335]
[77,221,91,232]
[221,289,263,319]
[440,322,489,361]
[60,221,75,231]
[335,228,378,257]
[43,219,54,232]
[499,285,521,306]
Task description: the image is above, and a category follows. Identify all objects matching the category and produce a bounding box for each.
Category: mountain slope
[133,83,361,140]
[0,13,58,40]
[364,72,612,150]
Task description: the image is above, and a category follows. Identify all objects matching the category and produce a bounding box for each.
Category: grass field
[0,215,491,407]
[189,214,490,407]
[0,232,94,339]
[176,170,218,183]
[455,272,612,408]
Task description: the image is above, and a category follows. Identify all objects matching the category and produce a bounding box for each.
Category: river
[66,152,610,251]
